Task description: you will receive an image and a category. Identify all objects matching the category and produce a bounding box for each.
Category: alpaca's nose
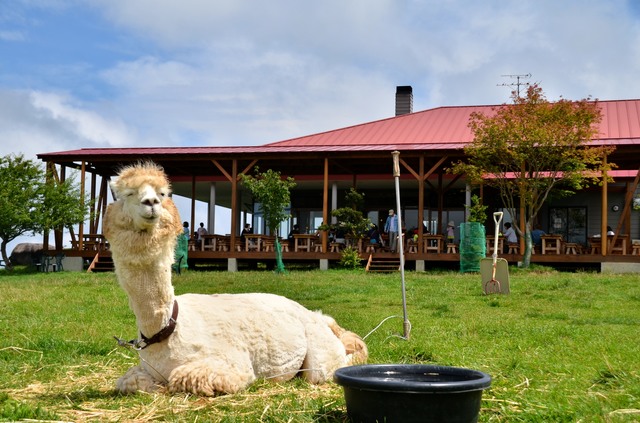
[142,197,160,207]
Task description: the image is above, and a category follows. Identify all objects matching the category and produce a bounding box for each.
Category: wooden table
[590,235,628,255]
[423,235,444,253]
[541,235,563,254]
[200,234,230,251]
[244,234,266,252]
[293,234,317,252]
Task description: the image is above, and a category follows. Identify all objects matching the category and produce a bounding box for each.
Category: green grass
[1,266,639,422]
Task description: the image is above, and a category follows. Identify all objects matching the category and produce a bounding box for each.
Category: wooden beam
[423,156,448,181]
[79,161,86,251]
[399,157,419,180]
[443,174,462,192]
[190,175,196,240]
[230,160,238,251]
[240,159,259,179]
[418,156,425,246]
[610,166,640,253]
[322,158,329,252]
[211,159,232,182]
[601,156,608,256]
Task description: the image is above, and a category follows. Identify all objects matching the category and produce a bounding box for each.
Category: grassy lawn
[1,266,639,422]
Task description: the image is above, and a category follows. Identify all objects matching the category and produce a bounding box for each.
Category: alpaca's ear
[163,197,184,236]
[103,202,126,241]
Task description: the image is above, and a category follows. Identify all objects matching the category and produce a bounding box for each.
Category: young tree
[320,188,371,269]
[451,85,614,267]
[327,188,371,242]
[0,154,88,270]
[239,168,296,273]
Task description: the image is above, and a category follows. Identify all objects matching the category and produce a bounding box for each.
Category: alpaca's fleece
[104,162,368,396]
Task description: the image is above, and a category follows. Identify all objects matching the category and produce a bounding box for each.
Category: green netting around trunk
[459,222,486,273]
[173,234,189,271]
[274,237,287,274]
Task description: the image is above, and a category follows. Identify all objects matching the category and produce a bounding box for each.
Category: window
[548,207,587,244]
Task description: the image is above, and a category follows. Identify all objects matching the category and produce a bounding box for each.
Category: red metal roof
[38,99,640,161]
[266,99,640,148]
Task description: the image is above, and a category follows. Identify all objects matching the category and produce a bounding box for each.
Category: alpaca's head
[109,162,177,232]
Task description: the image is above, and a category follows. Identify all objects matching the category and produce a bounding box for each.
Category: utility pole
[498,73,531,98]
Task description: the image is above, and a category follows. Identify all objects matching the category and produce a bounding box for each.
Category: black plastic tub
[334,364,491,423]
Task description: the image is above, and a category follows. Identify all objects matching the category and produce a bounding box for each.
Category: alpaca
[103,162,367,395]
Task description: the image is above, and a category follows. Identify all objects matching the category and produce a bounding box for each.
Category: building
[37,87,640,271]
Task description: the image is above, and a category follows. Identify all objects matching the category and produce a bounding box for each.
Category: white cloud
[0,88,135,160]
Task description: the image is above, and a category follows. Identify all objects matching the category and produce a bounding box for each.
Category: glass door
[548,207,587,245]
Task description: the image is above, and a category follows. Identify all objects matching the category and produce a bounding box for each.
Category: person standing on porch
[385,209,399,253]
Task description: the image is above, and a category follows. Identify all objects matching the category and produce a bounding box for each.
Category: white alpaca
[104,162,368,395]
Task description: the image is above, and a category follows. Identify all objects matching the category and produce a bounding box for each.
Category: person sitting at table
[531,224,545,247]
[196,222,208,243]
[288,224,300,249]
[503,222,517,252]
[334,226,346,246]
[367,224,381,245]
[593,226,615,237]
[240,223,253,245]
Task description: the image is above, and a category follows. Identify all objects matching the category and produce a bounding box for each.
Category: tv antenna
[498,73,531,98]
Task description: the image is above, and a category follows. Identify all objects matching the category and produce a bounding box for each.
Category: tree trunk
[1,240,12,271]
[522,222,533,268]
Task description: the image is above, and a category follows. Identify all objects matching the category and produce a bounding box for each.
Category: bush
[339,246,362,269]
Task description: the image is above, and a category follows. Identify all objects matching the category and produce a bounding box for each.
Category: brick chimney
[395,86,413,116]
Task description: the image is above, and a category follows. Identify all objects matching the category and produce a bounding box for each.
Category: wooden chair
[216,239,229,252]
[564,243,579,254]
[330,242,343,253]
[446,243,458,254]
[507,243,519,254]
[262,237,275,252]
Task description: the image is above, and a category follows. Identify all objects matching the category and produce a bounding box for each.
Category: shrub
[339,246,362,269]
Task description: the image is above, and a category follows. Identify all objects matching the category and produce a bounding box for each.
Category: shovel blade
[480,257,510,294]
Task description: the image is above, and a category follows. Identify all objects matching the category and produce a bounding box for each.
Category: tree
[451,85,614,267]
[466,194,487,223]
[0,154,88,270]
[327,188,371,241]
[320,188,372,268]
[239,167,296,273]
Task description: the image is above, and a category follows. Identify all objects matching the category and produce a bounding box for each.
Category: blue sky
[1,0,640,250]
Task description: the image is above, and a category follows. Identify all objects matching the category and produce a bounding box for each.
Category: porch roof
[38,99,640,165]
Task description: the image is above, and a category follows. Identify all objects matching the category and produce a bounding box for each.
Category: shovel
[480,212,510,294]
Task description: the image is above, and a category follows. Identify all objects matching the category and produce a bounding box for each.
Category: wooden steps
[88,252,114,272]
[366,255,401,273]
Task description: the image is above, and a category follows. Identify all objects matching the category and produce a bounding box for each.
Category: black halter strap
[139,299,179,349]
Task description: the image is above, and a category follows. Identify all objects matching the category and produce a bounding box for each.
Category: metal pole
[392,151,410,340]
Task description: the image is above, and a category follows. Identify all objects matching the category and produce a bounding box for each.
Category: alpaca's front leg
[168,359,256,396]
[117,365,163,393]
